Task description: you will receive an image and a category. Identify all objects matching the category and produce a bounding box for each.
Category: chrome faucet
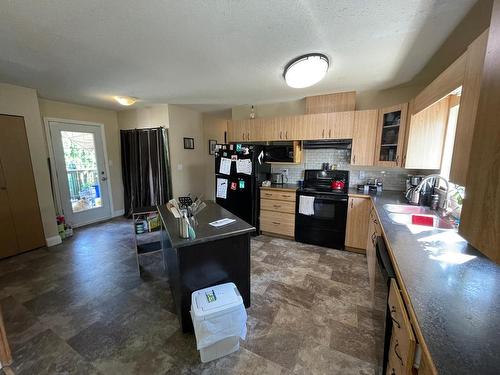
[413,174,450,210]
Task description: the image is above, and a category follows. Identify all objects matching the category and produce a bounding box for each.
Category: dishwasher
[375,236,396,374]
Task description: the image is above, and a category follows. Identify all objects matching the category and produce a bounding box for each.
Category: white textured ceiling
[0,0,476,111]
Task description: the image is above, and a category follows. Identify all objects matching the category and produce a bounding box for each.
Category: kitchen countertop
[356,190,500,375]
[157,201,255,248]
[260,183,299,191]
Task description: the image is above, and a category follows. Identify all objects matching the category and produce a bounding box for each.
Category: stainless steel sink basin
[383,204,429,214]
[387,213,456,230]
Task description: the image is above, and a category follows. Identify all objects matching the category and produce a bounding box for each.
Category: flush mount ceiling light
[283,53,329,88]
[114,96,137,106]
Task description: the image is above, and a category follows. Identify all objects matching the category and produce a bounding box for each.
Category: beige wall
[117,105,169,130]
[0,83,59,242]
[202,110,230,199]
[232,100,305,120]
[167,105,205,199]
[38,99,124,214]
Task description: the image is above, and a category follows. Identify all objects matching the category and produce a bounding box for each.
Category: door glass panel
[379,110,401,162]
[60,131,101,212]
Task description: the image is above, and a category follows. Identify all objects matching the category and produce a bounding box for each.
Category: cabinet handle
[264,193,272,196]
[280,131,283,139]
[350,199,353,208]
[396,154,399,166]
[247,132,250,140]
[390,306,401,328]
[353,155,356,164]
[281,195,289,198]
[273,205,281,208]
[285,131,288,139]
[328,129,331,138]
[322,129,325,138]
[272,221,280,225]
[394,340,404,366]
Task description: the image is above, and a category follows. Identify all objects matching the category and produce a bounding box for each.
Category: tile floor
[0,218,385,375]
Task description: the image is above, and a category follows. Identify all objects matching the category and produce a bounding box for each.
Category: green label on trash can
[206,290,217,303]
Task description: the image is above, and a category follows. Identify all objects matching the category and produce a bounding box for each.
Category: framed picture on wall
[183,137,194,149]
[209,139,217,155]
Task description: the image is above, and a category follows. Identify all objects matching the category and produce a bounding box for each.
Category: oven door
[295,192,348,249]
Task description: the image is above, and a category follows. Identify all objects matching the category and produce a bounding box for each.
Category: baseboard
[46,235,62,247]
[113,209,125,217]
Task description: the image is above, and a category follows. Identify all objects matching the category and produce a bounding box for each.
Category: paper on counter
[216,178,228,199]
[236,159,252,175]
[209,218,236,227]
[219,157,231,175]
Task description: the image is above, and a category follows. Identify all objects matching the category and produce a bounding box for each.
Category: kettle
[331,180,345,190]
[405,187,420,205]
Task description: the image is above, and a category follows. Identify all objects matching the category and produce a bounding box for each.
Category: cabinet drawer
[260,190,296,202]
[260,210,295,237]
[260,198,295,214]
[388,279,416,373]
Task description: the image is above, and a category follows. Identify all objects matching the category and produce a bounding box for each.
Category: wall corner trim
[46,235,62,247]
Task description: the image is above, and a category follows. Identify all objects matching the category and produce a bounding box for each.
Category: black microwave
[263,145,295,163]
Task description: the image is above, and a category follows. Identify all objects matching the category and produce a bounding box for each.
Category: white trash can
[190,282,247,363]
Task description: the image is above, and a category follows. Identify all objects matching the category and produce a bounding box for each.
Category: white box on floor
[190,282,247,363]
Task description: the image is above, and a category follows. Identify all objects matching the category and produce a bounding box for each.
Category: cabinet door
[227,120,245,142]
[278,116,299,140]
[405,96,450,169]
[300,113,327,140]
[326,111,354,139]
[345,197,371,251]
[375,103,408,167]
[0,115,45,256]
[449,29,488,186]
[352,110,378,166]
[366,206,381,300]
[247,119,264,142]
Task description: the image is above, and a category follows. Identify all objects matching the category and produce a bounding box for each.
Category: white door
[49,121,111,227]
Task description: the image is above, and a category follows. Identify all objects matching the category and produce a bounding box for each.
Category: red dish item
[412,215,434,227]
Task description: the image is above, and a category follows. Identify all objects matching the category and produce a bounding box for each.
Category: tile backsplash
[271,149,434,191]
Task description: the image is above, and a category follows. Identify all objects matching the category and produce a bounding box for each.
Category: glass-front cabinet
[375,103,408,167]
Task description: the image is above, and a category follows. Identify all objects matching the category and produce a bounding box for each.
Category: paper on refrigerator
[216,178,228,199]
[236,159,252,175]
[219,157,232,175]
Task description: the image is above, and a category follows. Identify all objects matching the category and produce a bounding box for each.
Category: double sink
[383,204,456,230]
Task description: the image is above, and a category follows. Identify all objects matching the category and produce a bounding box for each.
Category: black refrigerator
[215,144,270,233]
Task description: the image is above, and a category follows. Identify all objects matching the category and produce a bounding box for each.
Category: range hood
[302,139,352,149]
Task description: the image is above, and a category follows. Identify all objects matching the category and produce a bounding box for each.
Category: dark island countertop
[356,190,500,375]
[157,201,255,249]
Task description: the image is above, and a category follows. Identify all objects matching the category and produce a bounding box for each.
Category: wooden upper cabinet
[449,29,489,186]
[305,92,356,114]
[405,96,450,170]
[352,110,378,166]
[459,2,500,264]
[300,113,328,140]
[327,111,354,139]
[374,103,408,167]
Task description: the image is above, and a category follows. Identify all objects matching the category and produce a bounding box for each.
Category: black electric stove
[295,170,349,249]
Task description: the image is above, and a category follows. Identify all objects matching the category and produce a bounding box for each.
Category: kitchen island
[157,201,255,332]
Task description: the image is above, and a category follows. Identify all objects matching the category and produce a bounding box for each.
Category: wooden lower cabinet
[260,188,296,238]
[366,204,381,298]
[345,196,371,251]
[387,279,417,375]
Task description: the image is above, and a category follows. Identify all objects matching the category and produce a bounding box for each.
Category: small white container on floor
[190,282,247,363]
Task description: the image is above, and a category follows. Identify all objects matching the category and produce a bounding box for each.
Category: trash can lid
[191,282,243,319]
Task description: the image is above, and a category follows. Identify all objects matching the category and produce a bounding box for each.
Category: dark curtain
[120,127,172,216]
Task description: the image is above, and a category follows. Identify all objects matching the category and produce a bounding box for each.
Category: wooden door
[460,2,500,264]
[352,110,378,166]
[345,197,371,251]
[0,115,45,257]
[405,96,450,169]
[326,111,354,139]
[449,29,489,186]
[0,159,19,258]
[375,103,408,167]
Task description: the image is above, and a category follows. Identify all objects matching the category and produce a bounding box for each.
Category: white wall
[0,83,59,243]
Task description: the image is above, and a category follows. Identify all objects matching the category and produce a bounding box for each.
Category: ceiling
[0,0,476,111]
